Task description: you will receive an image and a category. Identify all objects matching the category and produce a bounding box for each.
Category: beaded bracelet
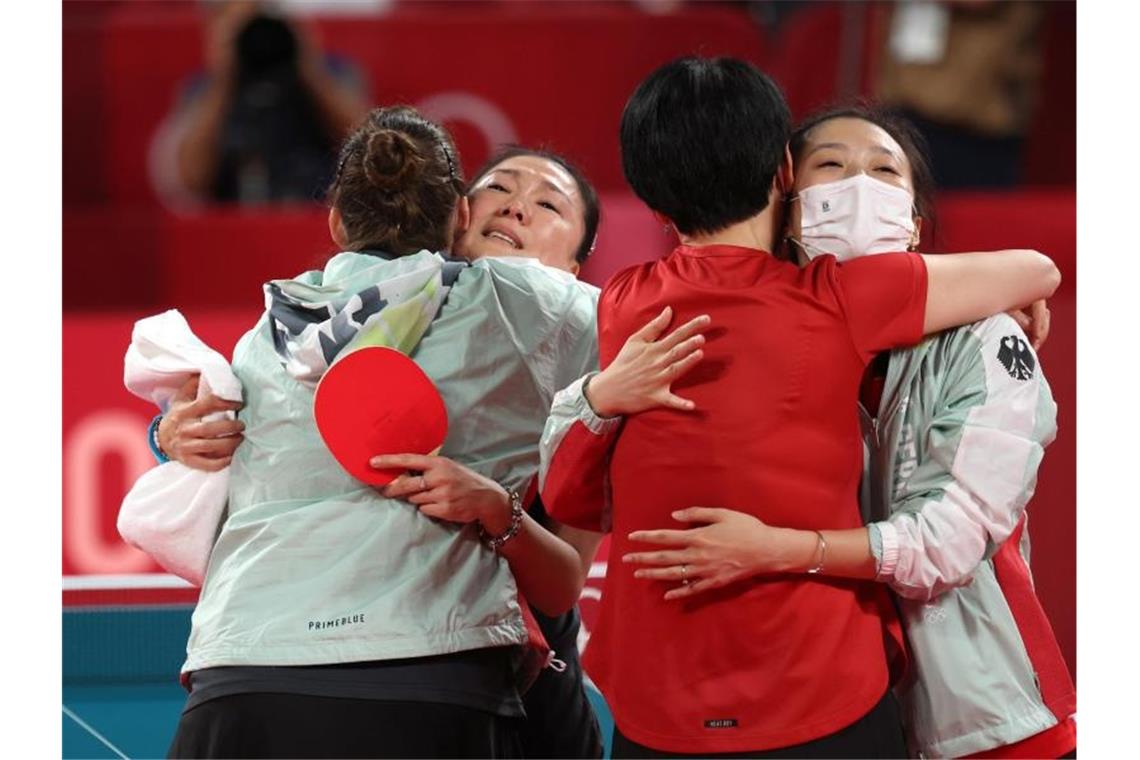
[479,488,523,551]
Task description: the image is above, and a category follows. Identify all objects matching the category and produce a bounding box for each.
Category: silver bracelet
[806,530,828,574]
[480,487,523,551]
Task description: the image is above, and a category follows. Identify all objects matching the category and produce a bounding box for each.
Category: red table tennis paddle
[314,347,448,486]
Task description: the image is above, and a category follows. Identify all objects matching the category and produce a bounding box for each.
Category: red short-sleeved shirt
[586,244,928,753]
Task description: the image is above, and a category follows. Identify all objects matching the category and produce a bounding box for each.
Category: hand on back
[623,507,814,601]
[585,306,710,417]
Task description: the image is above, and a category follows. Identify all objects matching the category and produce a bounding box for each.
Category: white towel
[118,310,241,585]
[124,309,243,410]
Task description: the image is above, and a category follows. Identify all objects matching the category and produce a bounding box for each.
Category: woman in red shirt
[539,57,1060,757]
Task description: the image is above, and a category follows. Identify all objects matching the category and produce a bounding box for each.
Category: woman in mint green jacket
[162,105,605,759]
[154,107,706,758]
[785,107,1075,759]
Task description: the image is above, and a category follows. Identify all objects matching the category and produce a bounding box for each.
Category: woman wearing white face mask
[620,106,1075,758]
[788,172,920,261]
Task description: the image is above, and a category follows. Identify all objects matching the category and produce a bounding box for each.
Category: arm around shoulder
[922,249,1060,335]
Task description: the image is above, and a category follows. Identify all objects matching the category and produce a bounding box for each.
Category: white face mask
[788,174,917,262]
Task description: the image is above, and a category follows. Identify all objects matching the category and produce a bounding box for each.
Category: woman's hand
[1006,298,1051,351]
[585,306,710,417]
[623,507,816,601]
[158,375,245,472]
[373,454,513,533]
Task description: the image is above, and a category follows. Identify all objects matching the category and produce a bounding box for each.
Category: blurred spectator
[875,0,1045,188]
[151,1,370,206]
[630,0,686,14]
[745,0,813,39]
[276,0,394,14]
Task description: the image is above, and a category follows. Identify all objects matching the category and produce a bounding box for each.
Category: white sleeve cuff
[872,520,900,580]
[558,373,622,435]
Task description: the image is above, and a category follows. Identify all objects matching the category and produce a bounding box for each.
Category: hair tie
[442,145,457,184]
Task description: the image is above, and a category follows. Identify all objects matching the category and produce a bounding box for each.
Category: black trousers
[168,693,523,759]
[519,658,603,759]
[611,690,906,759]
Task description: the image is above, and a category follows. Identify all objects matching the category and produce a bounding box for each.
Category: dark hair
[235,14,299,82]
[468,146,601,264]
[790,103,938,245]
[328,106,465,256]
[620,56,791,237]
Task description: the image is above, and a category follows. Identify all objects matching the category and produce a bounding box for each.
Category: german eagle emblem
[998,335,1035,381]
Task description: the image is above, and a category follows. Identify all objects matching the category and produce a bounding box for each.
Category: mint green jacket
[862,313,1073,757]
[183,252,599,673]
